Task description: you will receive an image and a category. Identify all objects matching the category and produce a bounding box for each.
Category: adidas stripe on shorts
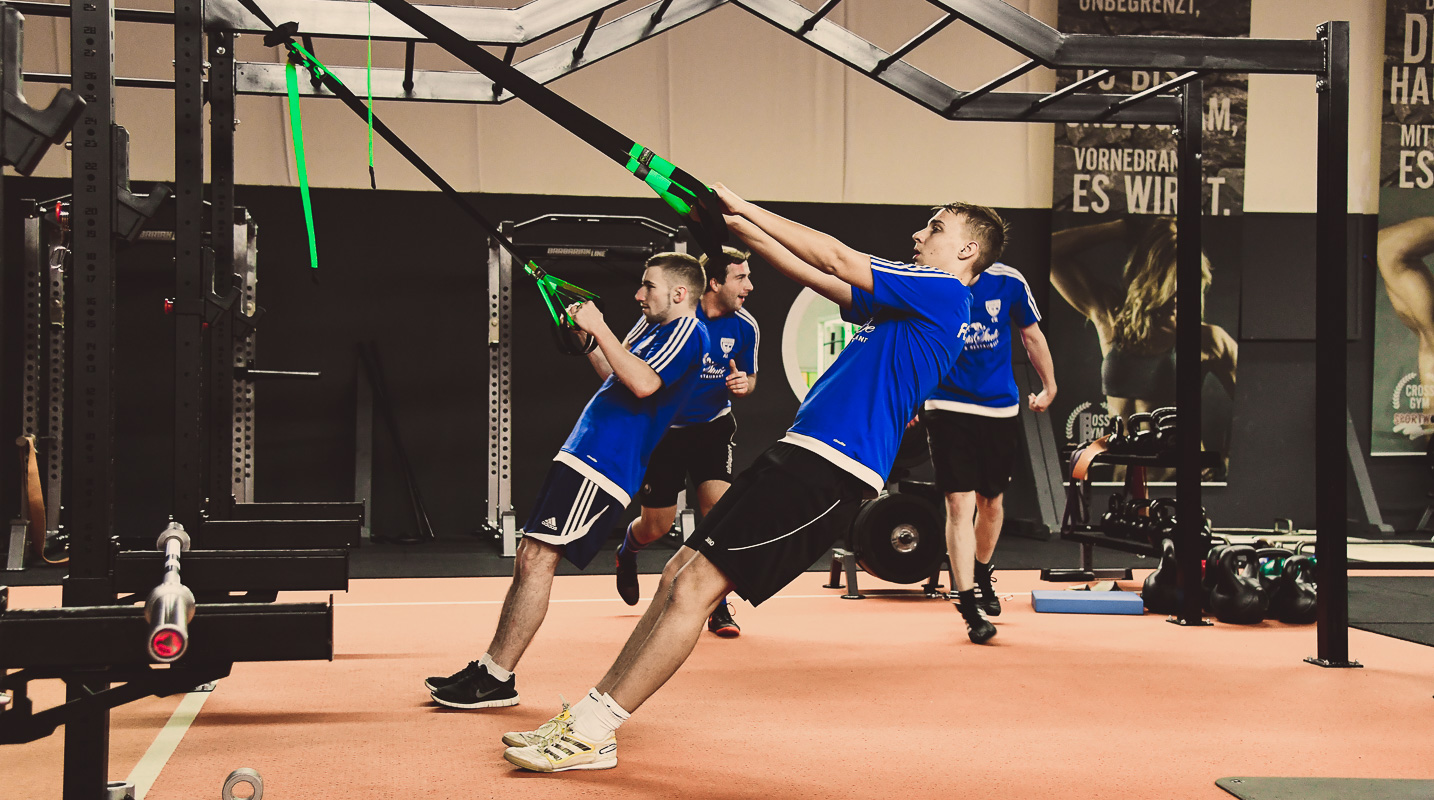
[522,461,626,569]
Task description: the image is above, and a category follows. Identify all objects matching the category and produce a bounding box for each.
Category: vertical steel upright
[66,0,118,793]
[488,226,515,556]
[1309,21,1359,669]
[173,0,208,532]
[208,30,238,511]
[1172,79,1209,627]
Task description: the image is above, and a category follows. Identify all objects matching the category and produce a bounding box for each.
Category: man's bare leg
[486,536,564,671]
[974,492,1004,565]
[607,553,733,712]
[943,490,993,643]
[943,490,978,591]
[598,546,699,693]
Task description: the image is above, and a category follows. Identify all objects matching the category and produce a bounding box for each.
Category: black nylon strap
[366,0,731,261]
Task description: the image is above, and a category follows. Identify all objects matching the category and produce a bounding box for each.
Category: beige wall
[11,0,1383,212]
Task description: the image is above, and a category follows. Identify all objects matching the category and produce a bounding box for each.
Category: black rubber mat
[1216,777,1434,799]
[1350,576,1434,647]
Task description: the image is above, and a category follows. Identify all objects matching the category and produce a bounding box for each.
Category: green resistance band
[284,56,319,271]
[367,0,376,189]
[623,143,697,216]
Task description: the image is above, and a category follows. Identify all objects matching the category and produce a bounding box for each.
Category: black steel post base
[1166,616,1213,627]
[1304,656,1363,669]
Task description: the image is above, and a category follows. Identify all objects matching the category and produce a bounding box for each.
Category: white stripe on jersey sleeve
[871,261,958,278]
[736,308,760,374]
[622,317,648,347]
[646,317,698,373]
[986,264,1041,323]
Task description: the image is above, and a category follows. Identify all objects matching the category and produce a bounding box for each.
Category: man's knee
[944,490,977,516]
[669,554,732,612]
[976,492,1004,512]
[514,536,562,578]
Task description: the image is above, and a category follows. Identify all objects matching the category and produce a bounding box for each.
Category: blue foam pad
[1030,590,1145,615]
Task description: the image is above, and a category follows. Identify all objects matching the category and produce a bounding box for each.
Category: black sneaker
[430,664,519,709]
[424,660,484,693]
[955,594,996,644]
[615,542,640,606]
[974,562,1002,617]
[707,600,740,638]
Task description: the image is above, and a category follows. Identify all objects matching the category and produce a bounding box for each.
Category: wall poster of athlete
[1046,0,1248,483]
[1372,0,1434,456]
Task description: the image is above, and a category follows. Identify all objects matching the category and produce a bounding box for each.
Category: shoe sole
[431,693,520,710]
[710,626,740,638]
[503,750,617,772]
[967,625,997,645]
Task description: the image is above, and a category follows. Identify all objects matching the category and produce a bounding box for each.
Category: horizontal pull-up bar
[873,12,958,76]
[1097,70,1200,120]
[945,58,1037,114]
[1022,68,1109,115]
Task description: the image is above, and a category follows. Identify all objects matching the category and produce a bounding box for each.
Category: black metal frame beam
[208,31,239,512]
[65,0,118,791]
[173,0,208,533]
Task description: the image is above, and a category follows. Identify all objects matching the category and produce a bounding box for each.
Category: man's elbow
[630,379,662,399]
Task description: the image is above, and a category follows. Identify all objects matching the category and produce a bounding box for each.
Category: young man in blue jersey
[615,246,760,638]
[425,253,709,710]
[500,188,1004,772]
[922,263,1056,644]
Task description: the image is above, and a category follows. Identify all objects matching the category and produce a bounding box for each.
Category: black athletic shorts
[636,413,738,508]
[521,460,626,570]
[922,409,1020,498]
[691,442,867,606]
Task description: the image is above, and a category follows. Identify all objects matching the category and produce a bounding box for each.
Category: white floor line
[335,592,1041,609]
[126,689,211,799]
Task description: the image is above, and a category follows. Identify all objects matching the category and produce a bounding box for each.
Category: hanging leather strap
[18,434,66,564]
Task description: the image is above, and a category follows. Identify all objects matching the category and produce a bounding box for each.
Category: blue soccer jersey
[924,264,1041,417]
[557,315,710,505]
[783,257,972,491]
[670,304,760,426]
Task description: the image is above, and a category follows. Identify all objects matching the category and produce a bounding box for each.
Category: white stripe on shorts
[724,498,843,552]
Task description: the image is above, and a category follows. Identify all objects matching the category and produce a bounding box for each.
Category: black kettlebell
[1145,498,1178,549]
[1142,538,1180,615]
[1254,547,1292,596]
[1268,554,1317,624]
[1201,543,1226,611]
[1126,412,1158,455]
[1208,545,1269,624]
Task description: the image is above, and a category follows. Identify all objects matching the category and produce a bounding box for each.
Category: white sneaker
[502,716,617,772]
[501,698,572,748]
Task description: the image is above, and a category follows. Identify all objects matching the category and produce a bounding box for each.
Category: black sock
[956,589,981,618]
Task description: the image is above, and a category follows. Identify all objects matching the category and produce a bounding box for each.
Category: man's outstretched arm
[1378,217,1434,339]
[715,184,874,294]
[724,213,853,310]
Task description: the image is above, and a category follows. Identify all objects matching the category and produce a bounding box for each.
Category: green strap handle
[284,57,319,271]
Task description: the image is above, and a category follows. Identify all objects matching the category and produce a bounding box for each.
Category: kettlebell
[1254,547,1292,596]
[1208,544,1269,624]
[1268,554,1317,624]
[1142,538,1180,615]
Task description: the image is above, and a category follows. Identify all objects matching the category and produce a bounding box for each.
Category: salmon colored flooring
[7,570,1433,800]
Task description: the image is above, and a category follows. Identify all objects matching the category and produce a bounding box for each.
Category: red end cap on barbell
[149,628,186,661]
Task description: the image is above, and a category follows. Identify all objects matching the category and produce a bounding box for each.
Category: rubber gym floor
[6,542,1433,800]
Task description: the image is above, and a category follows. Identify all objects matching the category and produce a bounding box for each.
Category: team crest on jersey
[720,337,736,357]
[985,299,1001,321]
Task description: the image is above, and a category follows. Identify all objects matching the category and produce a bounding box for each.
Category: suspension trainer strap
[237,1,601,351]
[365,0,731,261]
[284,56,320,271]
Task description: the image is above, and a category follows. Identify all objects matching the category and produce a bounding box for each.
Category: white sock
[479,653,512,682]
[568,687,603,717]
[570,692,630,742]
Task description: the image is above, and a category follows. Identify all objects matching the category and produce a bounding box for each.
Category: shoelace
[532,698,575,746]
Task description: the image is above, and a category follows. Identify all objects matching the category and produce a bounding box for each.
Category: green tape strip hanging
[366,0,376,189]
[284,58,319,271]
